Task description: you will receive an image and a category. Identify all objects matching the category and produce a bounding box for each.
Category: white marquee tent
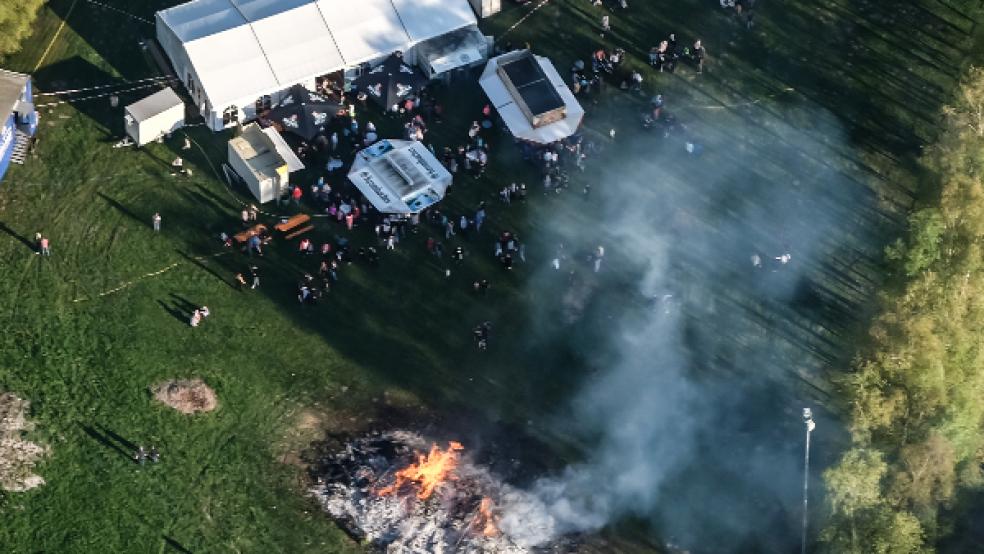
[156,0,479,131]
[348,139,452,214]
[479,51,585,144]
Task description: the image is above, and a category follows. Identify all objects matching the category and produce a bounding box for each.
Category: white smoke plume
[507,104,874,551]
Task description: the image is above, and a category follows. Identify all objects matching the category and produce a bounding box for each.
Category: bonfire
[311,430,562,553]
[377,441,463,499]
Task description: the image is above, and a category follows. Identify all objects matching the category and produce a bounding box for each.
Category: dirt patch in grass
[151,379,218,414]
[0,393,49,492]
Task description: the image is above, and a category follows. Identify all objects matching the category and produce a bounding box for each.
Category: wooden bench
[284,224,315,240]
[274,213,311,233]
[234,223,268,244]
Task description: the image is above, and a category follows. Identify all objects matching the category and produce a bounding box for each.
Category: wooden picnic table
[274,213,311,233]
[234,223,268,244]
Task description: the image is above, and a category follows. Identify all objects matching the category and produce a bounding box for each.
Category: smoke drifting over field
[510,107,873,550]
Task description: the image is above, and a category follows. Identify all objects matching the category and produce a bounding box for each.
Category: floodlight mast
[801,408,816,554]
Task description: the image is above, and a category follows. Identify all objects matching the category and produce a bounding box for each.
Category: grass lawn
[1,0,983,552]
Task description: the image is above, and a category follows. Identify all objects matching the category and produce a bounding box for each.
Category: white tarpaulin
[479,51,585,144]
[390,0,476,43]
[416,25,488,79]
[348,139,452,214]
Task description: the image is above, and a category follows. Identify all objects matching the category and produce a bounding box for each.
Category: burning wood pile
[310,430,568,553]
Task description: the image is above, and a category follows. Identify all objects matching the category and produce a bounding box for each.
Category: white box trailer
[469,0,501,17]
[124,87,185,146]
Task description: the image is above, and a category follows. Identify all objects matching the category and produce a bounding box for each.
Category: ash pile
[310,430,577,553]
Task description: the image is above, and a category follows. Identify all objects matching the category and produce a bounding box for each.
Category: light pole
[801,407,816,554]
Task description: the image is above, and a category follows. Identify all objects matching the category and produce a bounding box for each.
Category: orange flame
[477,497,499,537]
[377,441,464,500]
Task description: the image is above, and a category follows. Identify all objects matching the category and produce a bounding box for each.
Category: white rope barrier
[35,76,172,96]
[83,0,153,24]
[498,0,553,41]
[35,81,175,108]
[71,251,230,303]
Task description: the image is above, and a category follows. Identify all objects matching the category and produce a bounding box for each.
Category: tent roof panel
[230,0,310,21]
[249,3,345,84]
[158,0,246,43]
[315,0,411,64]
[184,25,279,107]
[390,0,476,42]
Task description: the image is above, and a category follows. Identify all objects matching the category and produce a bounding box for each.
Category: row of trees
[820,67,984,552]
[0,0,45,58]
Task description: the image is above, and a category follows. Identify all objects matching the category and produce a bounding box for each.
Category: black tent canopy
[353,52,427,110]
[265,84,345,141]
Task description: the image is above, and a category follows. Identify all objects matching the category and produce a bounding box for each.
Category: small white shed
[124,87,185,146]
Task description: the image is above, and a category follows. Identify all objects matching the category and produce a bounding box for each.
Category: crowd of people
[165,2,747,352]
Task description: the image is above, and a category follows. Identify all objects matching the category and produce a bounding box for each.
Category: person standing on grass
[251,266,260,289]
[152,212,162,232]
[475,203,486,232]
[235,272,247,290]
[171,156,184,176]
[248,235,262,257]
[291,185,302,206]
[34,231,42,254]
[692,40,706,74]
[40,236,50,256]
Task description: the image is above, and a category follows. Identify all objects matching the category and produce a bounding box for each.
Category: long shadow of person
[0,221,37,251]
[157,300,188,324]
[169,293,200,314]
[81,423,142,461]
[163,535,194,553]
[178,251,236,289]
[97,192,146,227]
[80,424,131,460]
[98,425,138,450]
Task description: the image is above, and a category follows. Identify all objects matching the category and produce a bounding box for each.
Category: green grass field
[1,0,983,552]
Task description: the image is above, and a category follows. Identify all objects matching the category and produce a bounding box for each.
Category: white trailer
[468,0,501,17]
[124,87,185,146]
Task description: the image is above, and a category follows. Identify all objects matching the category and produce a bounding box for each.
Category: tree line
[820,67,984,553]
[0,0,45,59]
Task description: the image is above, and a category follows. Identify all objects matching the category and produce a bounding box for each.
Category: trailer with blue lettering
[0,69,38,182]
